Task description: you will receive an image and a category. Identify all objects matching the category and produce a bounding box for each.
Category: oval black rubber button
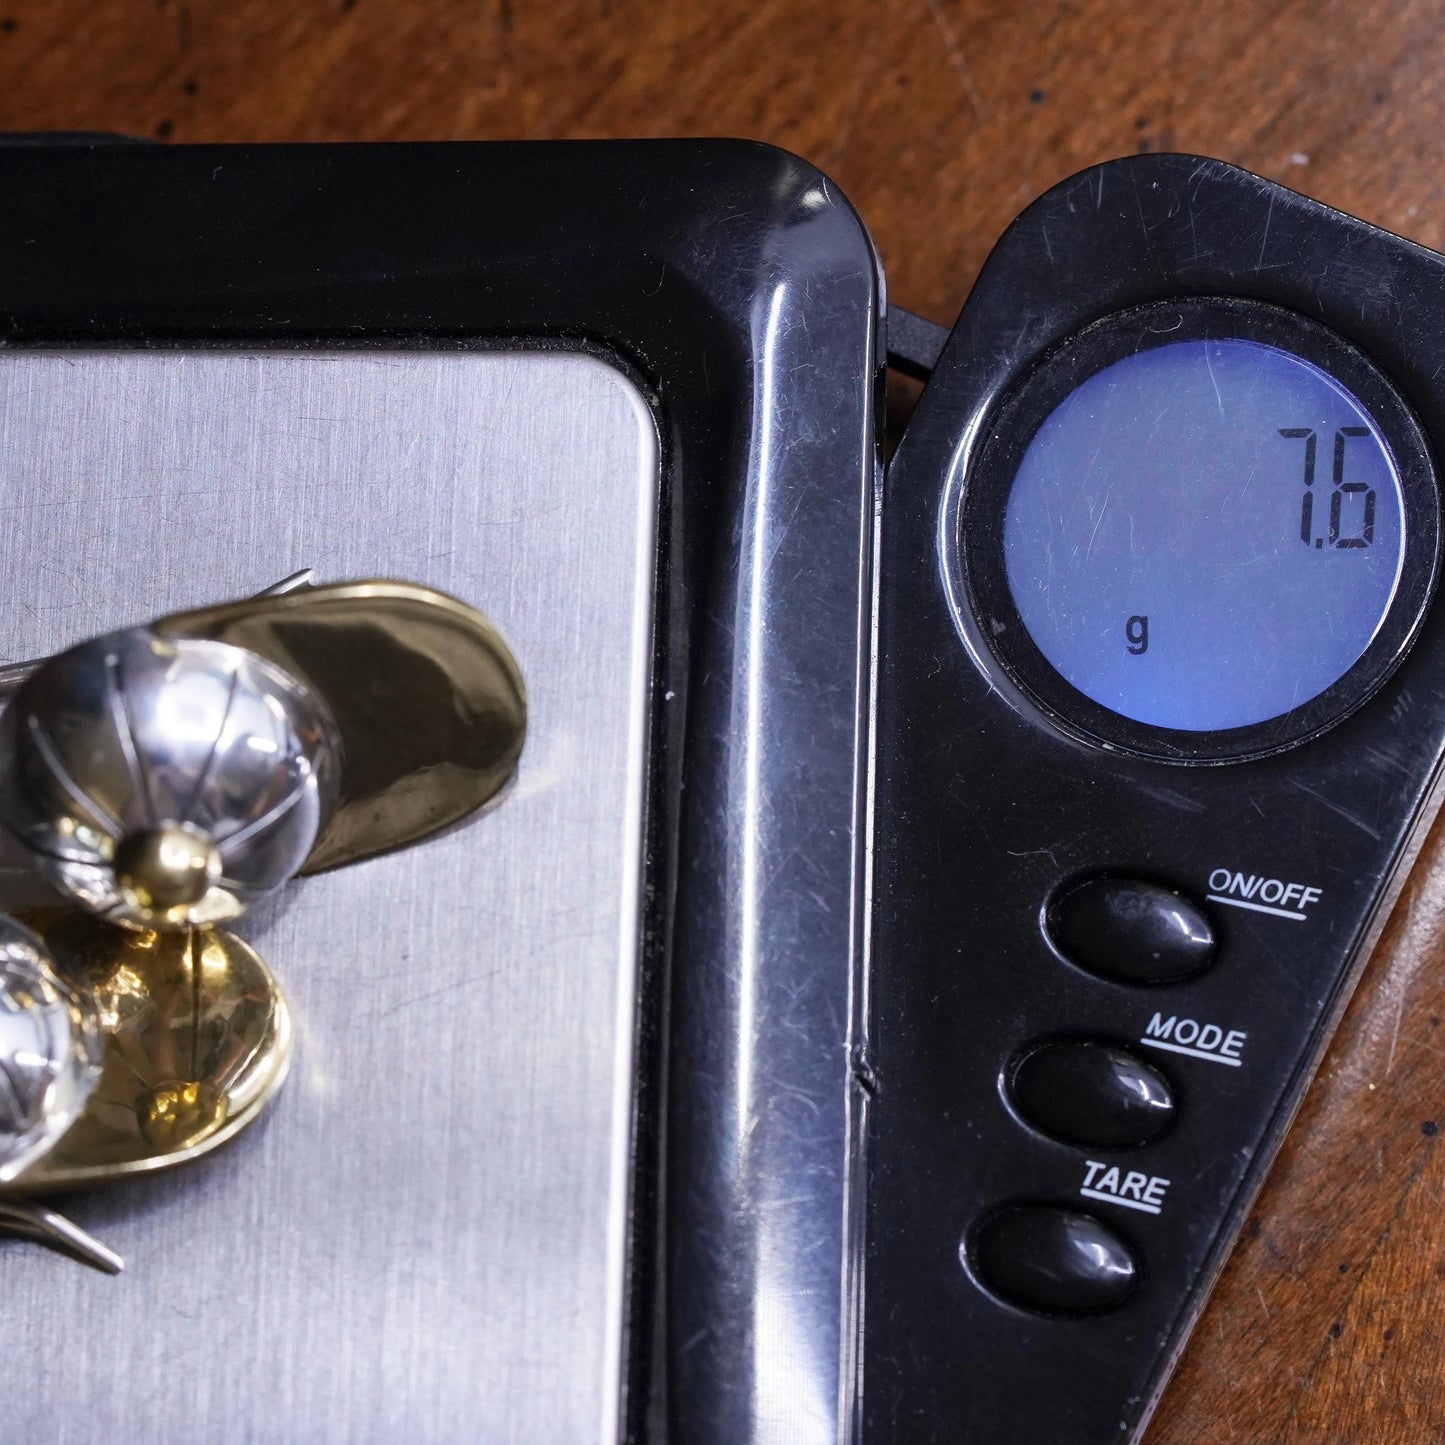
[971,1205,1138,1316]
[1048,876,1215,984]
[1011,1041,1175,1148]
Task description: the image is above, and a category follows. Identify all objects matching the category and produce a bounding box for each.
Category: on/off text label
[1207,867,1322,922]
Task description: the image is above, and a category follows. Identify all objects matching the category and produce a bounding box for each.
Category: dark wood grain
[1,1,1443,1438]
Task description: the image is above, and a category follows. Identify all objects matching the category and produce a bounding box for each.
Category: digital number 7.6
[1280,425,1376,549]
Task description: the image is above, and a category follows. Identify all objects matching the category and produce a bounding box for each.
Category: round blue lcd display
[1002,337,1408,733]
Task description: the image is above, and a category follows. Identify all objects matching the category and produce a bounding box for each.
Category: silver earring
[0,915,103,1182]
[0,915,119,1272]
[0,578,526,931]
[0,627,337,931]
[0,577,526,1271]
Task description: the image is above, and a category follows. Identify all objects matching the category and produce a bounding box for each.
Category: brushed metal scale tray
[0,349,657,1444]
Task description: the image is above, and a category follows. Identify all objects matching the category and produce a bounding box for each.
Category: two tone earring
[0,577,525,1270]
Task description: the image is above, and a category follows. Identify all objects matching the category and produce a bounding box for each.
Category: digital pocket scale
[866,153,1445,1442]
[0,139,1439,1444]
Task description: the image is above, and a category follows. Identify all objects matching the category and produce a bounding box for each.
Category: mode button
[1010,1040,1175,1148]
[1048,876,1215,985]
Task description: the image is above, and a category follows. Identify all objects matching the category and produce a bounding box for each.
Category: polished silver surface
[0,915,103,1181]
[0,630,337,929]
[0,349,656,1444]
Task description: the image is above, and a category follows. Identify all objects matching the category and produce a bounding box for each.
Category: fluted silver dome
[0,916,102,1183]
[0,628,338,930]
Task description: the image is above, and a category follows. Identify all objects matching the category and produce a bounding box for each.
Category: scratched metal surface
[0,350,657,1445]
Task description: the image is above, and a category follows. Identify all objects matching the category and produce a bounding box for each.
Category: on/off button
[1047,876,1216,985]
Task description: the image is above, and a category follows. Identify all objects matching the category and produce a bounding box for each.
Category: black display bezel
[959,295,1441,763]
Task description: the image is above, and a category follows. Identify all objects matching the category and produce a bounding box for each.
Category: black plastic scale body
[863,154,1445,1442]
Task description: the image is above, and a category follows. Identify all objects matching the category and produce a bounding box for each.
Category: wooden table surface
[1,1,1442,1439]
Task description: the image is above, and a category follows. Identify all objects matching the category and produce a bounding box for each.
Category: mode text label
[1140,1011,1247,1067]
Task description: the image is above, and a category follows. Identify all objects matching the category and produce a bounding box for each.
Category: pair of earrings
[0,575,525,1271]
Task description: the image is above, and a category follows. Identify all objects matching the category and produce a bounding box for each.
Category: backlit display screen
[1001,337,1407,732]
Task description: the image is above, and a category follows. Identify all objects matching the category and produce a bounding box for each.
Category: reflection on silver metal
[0,915,103,1182]
[0,630,338,931]
[3,913,293,1192]
[0,907,291,1269]
[0,1197,123,1274]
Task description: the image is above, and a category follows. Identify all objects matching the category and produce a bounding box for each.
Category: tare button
[971,1205,1138,1316]
[1079,1160,1171,1216]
